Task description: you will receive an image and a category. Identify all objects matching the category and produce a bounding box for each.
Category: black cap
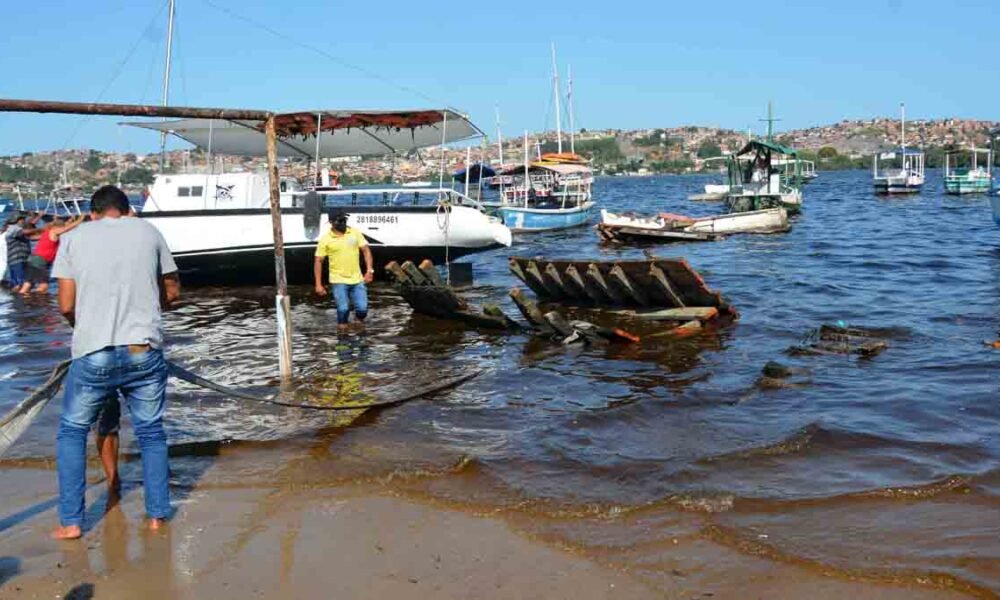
[328,209,349,222]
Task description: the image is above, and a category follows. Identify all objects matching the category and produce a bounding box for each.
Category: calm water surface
[2,169,998,595]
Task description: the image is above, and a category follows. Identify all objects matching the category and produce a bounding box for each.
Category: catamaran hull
[874,175,924,194]
[725,193,801,215]
[142,205,511,285]
[497,203,594,232]
[944,177,991,195]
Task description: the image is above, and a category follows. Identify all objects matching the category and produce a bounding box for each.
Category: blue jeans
[57,346,170,526]
[332,282,368,325]
[7,261,25,287]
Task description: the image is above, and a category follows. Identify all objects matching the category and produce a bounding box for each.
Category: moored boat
[131,109,512,284]
[495,45,594,233]
[598,207,788,243]
[873,103,924,195]
[944,145,992,195]
[723,140,803,214]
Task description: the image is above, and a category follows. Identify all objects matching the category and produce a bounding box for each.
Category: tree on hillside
[818,146,838,159]
[696,141,722,159]
[120,166,154,185]
[83,150,104,172]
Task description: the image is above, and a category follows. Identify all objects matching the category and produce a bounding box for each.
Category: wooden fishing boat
[723,140,803,214]
[597,207,788,243]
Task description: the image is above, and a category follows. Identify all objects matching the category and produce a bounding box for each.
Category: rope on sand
[0,360,71,456]
[0,359,480,457]
[166,361,481,411]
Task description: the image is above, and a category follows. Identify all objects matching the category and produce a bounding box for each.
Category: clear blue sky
[0,0,996,155]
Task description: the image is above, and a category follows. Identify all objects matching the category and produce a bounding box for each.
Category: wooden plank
[508,259,535,293]
[585,263,629,305]
[483,305,523,330]
[647,320,702,339]
[543,311,575,337]
[509,288,554,332]
[384,261,409,285]
[418,259,446,287]
[401,261,431,286]
[564,264,604,303]
[613,307,718,322]
[398,285,467,314]
[609,265,652,306]
[526,260,560,298]
[648,264,686,308]
[543,263,582,300]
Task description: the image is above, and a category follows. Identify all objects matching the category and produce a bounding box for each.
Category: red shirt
[33,231,59,264]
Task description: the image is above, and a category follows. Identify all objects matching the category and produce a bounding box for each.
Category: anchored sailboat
[495,46,594,232]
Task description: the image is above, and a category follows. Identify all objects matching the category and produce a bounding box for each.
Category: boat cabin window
[280,181,287,193]
[177,186,204,197]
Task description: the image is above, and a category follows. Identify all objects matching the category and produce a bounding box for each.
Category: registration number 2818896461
[353,215,399,225]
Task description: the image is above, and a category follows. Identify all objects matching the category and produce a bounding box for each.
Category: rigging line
[137,31,162,106]
[199,0,440,106]
[61,1,170,149]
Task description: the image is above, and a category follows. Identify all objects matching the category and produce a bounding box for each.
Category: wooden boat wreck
[387,257,736,343]
[597,207,789,243]
[508,255,735,311]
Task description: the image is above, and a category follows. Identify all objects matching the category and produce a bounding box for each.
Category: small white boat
[944,146,992,194]
[598,207,789,243]
[873,103,924,195]
[401,180,434,188]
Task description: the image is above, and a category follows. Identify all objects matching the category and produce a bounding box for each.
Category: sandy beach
[0,452,980,600]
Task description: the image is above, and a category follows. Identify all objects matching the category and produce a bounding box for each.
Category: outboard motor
[303,191,323,239]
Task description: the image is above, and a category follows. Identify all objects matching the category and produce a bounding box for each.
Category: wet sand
[0,463,977,600]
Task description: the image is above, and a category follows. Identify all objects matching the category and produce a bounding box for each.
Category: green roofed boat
[724,139,803,215]
[944,145,993,195]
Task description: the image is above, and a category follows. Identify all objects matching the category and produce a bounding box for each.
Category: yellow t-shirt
[315,227,368,284]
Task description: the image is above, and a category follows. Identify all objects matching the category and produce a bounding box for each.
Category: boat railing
[289,187,490,214]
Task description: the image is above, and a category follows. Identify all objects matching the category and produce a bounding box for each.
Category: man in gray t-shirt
[50,185,181,540]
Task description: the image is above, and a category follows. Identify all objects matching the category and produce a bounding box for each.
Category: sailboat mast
[158,0,176,172]
[551,43,562,154]
[567,65,576,154]
[900,102,906,155]
[495,105,504,167]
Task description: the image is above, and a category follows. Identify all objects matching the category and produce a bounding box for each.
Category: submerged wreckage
[388,256,737,343]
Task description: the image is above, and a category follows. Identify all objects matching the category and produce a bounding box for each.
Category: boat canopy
[736,140,797,157]
[125,109,482,158]
[501,162,592,176]
[452,163,496,183]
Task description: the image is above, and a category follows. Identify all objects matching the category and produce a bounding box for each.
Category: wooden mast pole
[0,98,294,380]
[265,116,293,379]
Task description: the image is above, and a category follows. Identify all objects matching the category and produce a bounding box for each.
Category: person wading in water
[20,215,85,294]
[50,185,180,540]
[313,211,374,331]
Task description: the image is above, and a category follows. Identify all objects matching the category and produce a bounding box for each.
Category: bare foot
[147,518,167,531]
[51,525,82,540]
[337,324,349,333]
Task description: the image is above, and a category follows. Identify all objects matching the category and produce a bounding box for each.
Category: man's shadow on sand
[0,556,21,590]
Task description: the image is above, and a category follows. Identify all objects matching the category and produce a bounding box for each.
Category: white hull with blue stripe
[498,202,594,232]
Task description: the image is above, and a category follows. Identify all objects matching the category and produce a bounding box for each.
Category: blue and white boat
[496,159,593,232]
[495,45,594,232]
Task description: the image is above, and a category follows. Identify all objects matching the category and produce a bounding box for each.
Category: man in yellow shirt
[314,211,375,330]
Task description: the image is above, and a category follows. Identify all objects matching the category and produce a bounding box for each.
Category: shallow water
[1,169,998,595]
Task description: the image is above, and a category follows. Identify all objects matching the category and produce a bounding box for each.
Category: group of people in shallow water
[1,184,376,541]
[1,211,85,294]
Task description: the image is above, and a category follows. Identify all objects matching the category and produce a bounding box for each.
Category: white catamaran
[124,0,509,285]
[131,113,512,284]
